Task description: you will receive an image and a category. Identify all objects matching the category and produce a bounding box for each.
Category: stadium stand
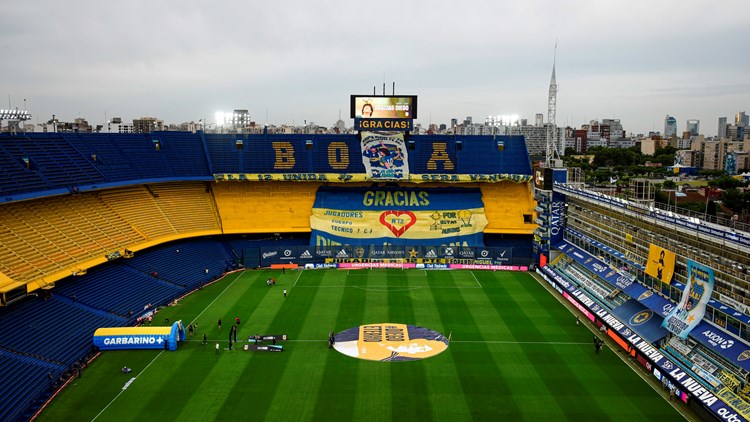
[0,130,536,421]
[0,296,121,365]
[204,134,241,173]
[212,181,318,234]
[0,351,66,422]
[0,182,222,290]
[12,136,105,188]
[0,193,142,284]
[0,143,50,195]
[95,133,173,180]
[0,238,234,421]
[62,133,141,182]
[151,131,212,176]
[480,182,535,234]
[309,134,367,173]
[145,183,221,234]
[123,239,234,289]
[52,264,182,318]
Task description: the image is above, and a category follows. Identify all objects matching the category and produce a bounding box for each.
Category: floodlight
[0,109,32,120]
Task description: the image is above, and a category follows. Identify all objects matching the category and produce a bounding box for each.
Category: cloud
[1,0,747,135]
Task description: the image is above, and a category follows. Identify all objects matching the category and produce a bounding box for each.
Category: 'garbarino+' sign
[93,321,185,351]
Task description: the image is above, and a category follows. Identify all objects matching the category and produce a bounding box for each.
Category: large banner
[549,191,566,246]
[662,260,714,339]
[214,173,532,183]
[310,187,487,247]
[360,132,408,180]
[645,244,676,284]
[610,299,668,343]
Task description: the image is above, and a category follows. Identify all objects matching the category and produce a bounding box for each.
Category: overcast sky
[2,0,748,136]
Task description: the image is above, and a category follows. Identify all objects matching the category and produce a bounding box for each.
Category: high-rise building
[535,113,544,126]
[737,111,749,127]
[132,117,163,133]
[601,119,624,140]
[689,138,750,170]
[664,115,677,137]
[718,117,728,139]
[686,119,700,136]
[334,118,346,133]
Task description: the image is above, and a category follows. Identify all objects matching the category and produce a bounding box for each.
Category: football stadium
[0,96,747,421]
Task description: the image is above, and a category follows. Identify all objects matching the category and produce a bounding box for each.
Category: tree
[592,147,643,168]
[654,145,677,157]
[722,188,750,214]
[592,168,614,183]
[653,153,676,166]
[699,169,725,178]
[708,176,747,190]
[662,180,677,189]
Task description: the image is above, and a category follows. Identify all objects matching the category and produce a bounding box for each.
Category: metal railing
[653,201,750,233]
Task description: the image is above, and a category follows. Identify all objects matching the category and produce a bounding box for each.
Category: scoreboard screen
[350,95,418,119]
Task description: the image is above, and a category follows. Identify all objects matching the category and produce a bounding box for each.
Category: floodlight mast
[0,108,32,135]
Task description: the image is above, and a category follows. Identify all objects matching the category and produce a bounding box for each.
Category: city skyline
[1,0,748,137]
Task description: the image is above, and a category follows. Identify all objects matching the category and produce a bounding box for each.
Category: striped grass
[37,269,683,421]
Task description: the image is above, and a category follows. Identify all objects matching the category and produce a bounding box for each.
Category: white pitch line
[91,272,244,421]
[292,270,303,288]
[470,271,483,288]
[352,286,423,292]
[91,350,165,421]
[294,285,481,290]
[185,339,327,343]
[528,272,689,421]
[189,271,244,325]
[452,340,591,345]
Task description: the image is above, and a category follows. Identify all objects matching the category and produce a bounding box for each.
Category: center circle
[333,323,449,362]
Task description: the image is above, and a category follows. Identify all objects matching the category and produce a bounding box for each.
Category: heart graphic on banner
[379,211,417,238]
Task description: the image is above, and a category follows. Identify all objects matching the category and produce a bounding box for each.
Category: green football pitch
[38,269,686,421]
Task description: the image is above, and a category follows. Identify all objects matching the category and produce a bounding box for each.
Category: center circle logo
[333,323,449,362]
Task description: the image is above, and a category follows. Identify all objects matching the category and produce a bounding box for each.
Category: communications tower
[545,44,558,168]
